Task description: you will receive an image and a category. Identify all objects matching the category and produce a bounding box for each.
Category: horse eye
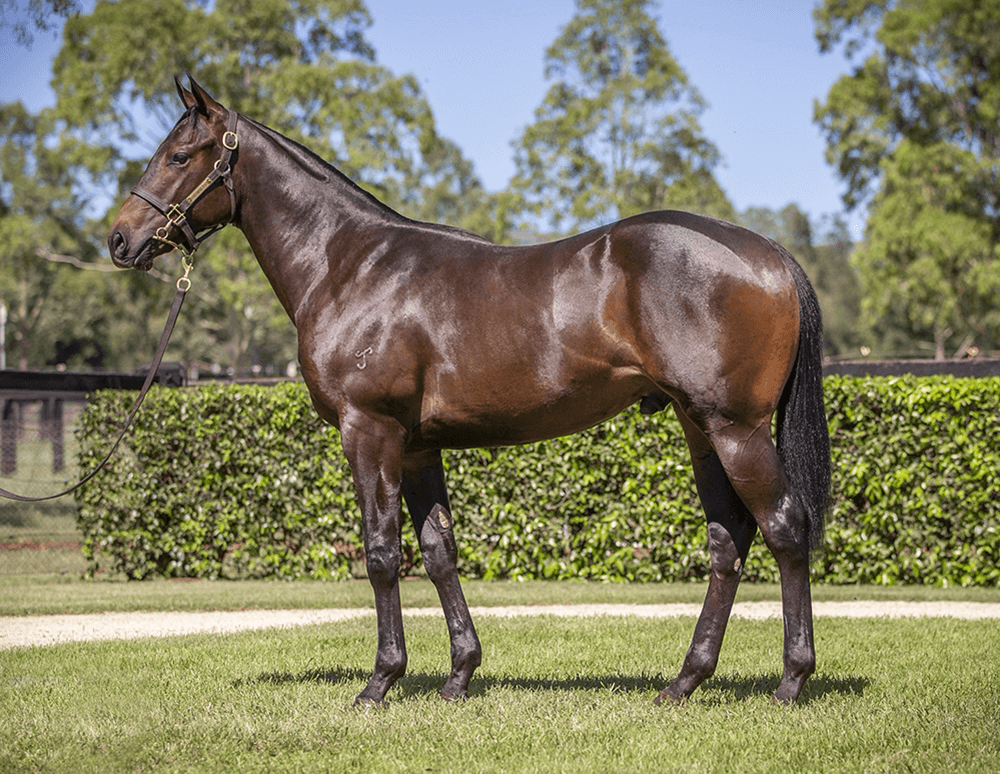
[171,152,190,165]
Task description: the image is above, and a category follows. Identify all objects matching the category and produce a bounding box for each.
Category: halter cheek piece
[130,109,240,265]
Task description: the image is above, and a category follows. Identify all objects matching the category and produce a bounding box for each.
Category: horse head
[108,76,238,271]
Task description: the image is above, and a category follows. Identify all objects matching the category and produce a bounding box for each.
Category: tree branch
[36,247,176,286]
[35,247,119,272]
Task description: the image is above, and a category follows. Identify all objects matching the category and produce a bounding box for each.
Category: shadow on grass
[238,666,869,704]
[699,672,870,705]
[238,666,371,687]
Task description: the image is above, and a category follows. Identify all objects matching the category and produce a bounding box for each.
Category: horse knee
[365,543,401,587]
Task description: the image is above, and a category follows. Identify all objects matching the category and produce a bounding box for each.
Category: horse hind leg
[706,417,816,704]
[656,403,758,705]
[401,451,482,700]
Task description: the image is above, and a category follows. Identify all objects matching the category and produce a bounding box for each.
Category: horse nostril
[109,229,129,264]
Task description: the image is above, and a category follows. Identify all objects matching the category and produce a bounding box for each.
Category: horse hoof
[440,690,468,702]
[353,695,384,709]
[653,689,682,707]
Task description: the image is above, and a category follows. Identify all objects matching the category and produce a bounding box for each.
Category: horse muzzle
[108,225,162,271]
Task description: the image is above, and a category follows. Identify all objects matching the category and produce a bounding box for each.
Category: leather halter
[130,109,240,262]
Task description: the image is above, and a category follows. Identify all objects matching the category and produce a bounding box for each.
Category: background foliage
[815,0,1000,359]
[4,0,889,377]
[510,0,733,232]
[75,376,1000,586]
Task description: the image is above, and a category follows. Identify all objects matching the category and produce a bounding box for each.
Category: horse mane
[242,116,409,219]
[243,117,332,183]
[241,114,493,243]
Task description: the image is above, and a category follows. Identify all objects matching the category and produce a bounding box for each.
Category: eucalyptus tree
[512,0,733,234]
[815,0,1000,358]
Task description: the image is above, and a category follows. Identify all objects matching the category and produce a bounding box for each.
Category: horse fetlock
[681,643,719,684]
[784,647,816,682]
[452,641,483,674]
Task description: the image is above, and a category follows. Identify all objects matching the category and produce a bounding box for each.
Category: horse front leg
[340,413,409,706]
[657,403,758,705]
[401,450,482,700]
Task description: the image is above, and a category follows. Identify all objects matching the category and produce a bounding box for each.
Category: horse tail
[775,252,831,554]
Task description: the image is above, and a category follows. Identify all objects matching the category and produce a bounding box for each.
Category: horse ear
[186,74,226,117]
[175,75,197,111]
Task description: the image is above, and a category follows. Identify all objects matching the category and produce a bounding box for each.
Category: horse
[108,76,830,706]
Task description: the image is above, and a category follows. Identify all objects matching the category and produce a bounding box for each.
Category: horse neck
[230,119,404,321]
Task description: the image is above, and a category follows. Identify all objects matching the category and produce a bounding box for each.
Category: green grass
[3,581,1000,773]
[3,609,998,774]
[3,575,1000,617]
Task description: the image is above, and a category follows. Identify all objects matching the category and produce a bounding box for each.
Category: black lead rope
[0,278,189,502]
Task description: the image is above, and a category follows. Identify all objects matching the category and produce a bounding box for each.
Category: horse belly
[411,362,652,450]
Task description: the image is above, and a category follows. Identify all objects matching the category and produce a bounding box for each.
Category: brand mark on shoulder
[354,347,373,370]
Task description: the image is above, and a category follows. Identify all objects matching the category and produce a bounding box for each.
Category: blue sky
[0,0,864,240]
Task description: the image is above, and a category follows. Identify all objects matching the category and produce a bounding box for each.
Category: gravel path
[4,601,999,650]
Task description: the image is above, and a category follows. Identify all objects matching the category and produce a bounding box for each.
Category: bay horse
[108,77,830,706]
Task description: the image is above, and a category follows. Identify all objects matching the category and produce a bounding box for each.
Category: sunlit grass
[3,575,1000,617]
[3,613,998,773]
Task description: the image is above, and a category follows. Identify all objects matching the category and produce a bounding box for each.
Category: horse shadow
[238,667,869,705]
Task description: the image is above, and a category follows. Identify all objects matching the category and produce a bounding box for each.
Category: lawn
[2,577,999,773]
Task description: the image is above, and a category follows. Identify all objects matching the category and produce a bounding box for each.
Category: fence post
[1,399,17,476]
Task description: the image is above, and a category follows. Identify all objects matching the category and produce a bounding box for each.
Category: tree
[0,100,125,369]
[511,0,733,235]
[0,0,80,45]
[739,204,862,357]
[815,0,1000,358]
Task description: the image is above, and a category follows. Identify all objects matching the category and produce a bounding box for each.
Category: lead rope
[0,263,193,502]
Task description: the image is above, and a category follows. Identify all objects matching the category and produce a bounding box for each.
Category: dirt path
[4,601,1000,650]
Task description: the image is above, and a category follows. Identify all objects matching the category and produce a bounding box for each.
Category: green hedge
[74,376,1000,586]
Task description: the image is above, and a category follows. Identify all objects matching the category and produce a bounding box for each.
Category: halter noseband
[130,109,240,264]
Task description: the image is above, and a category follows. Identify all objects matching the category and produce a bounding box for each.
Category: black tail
[775,253,831,553]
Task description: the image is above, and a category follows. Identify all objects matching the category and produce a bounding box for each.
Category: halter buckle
[164,203,187,227]
[223,131,239,150]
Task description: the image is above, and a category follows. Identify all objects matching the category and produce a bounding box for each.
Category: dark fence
[823,358,1000,378]
[0,365,184,481]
